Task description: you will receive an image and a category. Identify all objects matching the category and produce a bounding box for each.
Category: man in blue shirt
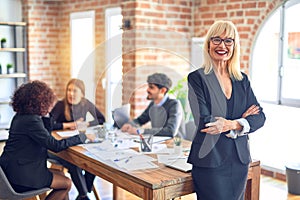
[121,73,184,137]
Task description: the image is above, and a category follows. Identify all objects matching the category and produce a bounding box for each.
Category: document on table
[113,154,158,171]
[56,130,79,137]
[83,141,159,171]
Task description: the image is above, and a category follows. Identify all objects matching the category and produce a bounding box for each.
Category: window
[250,0,300,171]
[251,0,300,107]
[70,11,95,102]
[105,7,123,124]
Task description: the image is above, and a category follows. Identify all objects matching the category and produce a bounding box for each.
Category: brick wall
[121,0,193,117]
[22,0,64,92]
[22,0,123,114]
[21,0,284,118]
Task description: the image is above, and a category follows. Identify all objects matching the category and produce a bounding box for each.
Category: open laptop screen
[112,104,130,129]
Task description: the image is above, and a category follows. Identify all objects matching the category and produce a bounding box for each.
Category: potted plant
[6,64,13,74]
[1,38,7,48]
[168,77,193,121]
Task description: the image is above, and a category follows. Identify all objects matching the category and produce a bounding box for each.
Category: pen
[114,157,127,162]
[137,129,151,152]
[114,156,133,162]
[137,129,144,139]
[125,156,132,163]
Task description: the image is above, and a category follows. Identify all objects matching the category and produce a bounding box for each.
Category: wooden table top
[52,130,260,199]
[53,133,193,189]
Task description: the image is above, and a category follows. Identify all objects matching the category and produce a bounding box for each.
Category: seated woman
[0,80,94,200]
[50,78,105,200]
[51,78,105,130]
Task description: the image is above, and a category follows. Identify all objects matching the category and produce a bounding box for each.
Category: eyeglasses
[210,37,234,46]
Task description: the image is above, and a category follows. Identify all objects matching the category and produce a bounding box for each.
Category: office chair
[47,159,101,200]
[0,166,50,200]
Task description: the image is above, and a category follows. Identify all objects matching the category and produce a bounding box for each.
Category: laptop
[112,104,130,129]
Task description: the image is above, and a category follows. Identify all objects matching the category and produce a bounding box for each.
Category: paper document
[83,141,159,171]
[56,130,79,137]
[112,153,158,171]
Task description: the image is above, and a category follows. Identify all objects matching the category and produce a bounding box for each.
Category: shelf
[0,21,26,136]
[0,21,26,26]
[0,73,26,78]
[0,48,25,52]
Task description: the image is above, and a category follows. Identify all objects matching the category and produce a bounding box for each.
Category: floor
[74,175,300,200]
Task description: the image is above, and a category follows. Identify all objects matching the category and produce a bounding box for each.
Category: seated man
[121,73,184,137]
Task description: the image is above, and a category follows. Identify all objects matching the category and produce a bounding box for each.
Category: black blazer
[0,114,86,188]
[133,97,184,137]
[187,69,266,168]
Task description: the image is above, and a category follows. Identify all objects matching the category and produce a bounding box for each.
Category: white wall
[0,0,22,21]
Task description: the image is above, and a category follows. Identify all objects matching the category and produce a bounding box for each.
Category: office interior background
[1,0,300,181]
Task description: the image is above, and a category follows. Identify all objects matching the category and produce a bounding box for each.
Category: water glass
[77,122,88,134]
[106,130,116,143]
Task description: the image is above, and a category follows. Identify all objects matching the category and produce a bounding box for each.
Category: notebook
[164,157,192,172]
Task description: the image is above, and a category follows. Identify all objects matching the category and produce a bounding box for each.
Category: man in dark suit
[121,73,184,138]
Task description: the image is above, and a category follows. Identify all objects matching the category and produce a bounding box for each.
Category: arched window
[251,0,300,107]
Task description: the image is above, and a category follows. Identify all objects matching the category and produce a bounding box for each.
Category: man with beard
[121,73,183,137]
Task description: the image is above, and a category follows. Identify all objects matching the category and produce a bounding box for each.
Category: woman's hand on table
[85,133,96,142]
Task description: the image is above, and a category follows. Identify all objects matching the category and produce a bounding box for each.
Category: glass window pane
[251,10,280,102]
[281,3,300,100]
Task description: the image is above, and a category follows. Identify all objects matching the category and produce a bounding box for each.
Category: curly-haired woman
[0,80,93,200]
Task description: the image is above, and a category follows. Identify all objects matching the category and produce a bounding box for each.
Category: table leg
[245,164,261,200]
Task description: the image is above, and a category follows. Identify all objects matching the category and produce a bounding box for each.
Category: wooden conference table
[51,131,260,200]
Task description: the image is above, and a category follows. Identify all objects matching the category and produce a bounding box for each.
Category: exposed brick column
[122,0,194,118]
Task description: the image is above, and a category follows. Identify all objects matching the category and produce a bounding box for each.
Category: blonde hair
[64,79,86,121]
[202,20,243,80]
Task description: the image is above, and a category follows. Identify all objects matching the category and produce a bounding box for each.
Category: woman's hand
[63,118,85,130]
[85,133,96,142]
[63,122,77,130]
[242,105,260,118]
[201,105,261,135]
[201,117,238,135]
